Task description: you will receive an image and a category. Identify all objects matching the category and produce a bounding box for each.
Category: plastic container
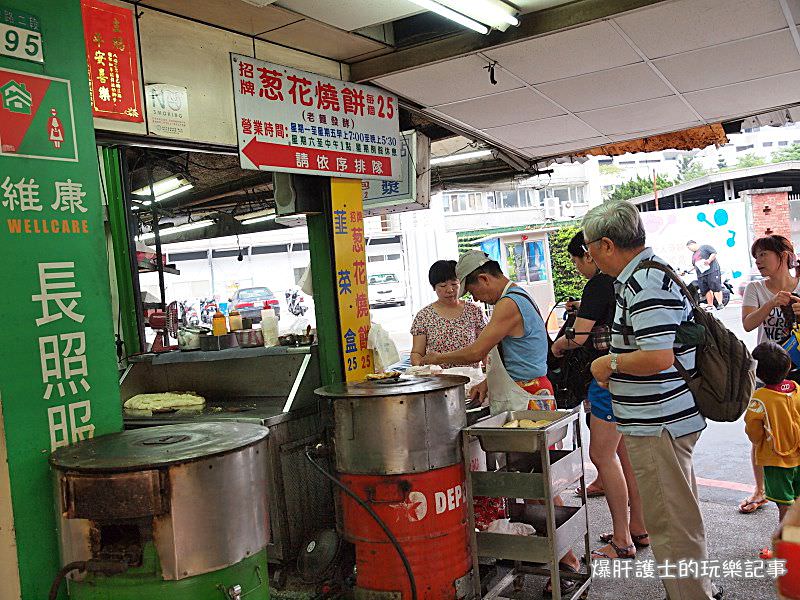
[229,308,243,332]
[261,304,279,347]
[212,309,228,336]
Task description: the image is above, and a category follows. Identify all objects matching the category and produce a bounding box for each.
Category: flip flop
[574,485,604,498]
[591,540,636,560]
[599,532,650,548]
[543,563,579,598]
[739,498,768,514]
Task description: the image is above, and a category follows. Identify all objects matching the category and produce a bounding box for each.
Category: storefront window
[504,240,548,283]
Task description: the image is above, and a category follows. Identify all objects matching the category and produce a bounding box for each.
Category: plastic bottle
[212,309,228,336]
[228,308,243,332]
[261,302,279,347]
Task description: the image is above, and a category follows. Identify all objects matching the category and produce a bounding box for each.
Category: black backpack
[633,260,755,422]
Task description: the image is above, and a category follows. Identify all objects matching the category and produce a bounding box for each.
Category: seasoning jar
[228,308,243,332]
[212,309,228,336]
[261,303,279,347]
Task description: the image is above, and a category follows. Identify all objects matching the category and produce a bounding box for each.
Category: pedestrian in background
[586,200,720,600]
[740,234,800,515]
[687,240,724,309]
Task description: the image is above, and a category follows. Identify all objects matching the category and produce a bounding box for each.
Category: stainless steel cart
[462,409,592,600]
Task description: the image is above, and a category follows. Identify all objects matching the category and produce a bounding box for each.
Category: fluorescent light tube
[407,0,489,34]
[242,214,277,225]
[137,219,213,242]
[464,0,519,26]
[430,149,493,165]
[132,176,193,202]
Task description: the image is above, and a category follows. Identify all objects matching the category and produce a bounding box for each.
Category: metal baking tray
[465,409,574,453]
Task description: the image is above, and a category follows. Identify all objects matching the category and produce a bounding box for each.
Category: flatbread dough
[124,392,205,410]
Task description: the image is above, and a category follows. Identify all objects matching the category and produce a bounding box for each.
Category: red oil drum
[340,463,472,599]
[316,375,476,600]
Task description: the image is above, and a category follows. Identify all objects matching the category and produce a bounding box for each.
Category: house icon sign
[1,80,33,115]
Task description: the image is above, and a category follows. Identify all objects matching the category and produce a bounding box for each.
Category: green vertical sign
[0,1,122,598]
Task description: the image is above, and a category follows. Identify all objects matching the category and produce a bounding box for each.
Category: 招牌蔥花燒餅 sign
[232,53,400,181]
[0,1,122,598]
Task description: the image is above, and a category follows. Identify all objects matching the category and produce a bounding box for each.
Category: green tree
[548,225,585,302]
[609,174,673,202]
[771,143,800,163]
[736,153,765,168]
[676,155,709,181]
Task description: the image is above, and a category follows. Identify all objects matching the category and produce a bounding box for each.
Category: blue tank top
[500,287,547,381]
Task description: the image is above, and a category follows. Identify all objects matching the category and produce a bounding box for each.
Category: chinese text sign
[80,0,143,122]
[232,54,400,181]
[0,1,122,597]
[331,178,373,381]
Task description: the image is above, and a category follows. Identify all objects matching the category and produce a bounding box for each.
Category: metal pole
[146,159,166,310]
[120,149,147,351]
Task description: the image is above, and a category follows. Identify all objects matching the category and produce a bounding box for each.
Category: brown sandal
[599,531,650,548]
[591,539,636,560]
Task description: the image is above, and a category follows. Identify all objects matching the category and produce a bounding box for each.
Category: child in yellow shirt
[745,342,800,523]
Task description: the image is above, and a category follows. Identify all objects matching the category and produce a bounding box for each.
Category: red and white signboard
[231,54,400,180]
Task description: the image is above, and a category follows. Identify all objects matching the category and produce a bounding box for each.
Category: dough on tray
[124,392,205,410]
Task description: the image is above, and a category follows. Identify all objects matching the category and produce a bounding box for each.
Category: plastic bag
[367,322,400,372]
[485,518,536,536]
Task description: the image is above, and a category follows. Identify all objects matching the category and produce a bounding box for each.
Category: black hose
[305,448,418,600]
[49,561,87,600]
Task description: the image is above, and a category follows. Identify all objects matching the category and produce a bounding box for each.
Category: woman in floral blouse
[410,260,487,368]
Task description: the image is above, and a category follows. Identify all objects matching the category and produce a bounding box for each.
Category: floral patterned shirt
[410,302,487,368]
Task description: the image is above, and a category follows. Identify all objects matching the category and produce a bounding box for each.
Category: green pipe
[103,146,141,359]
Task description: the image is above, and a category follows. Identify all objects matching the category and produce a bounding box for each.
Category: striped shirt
[610,248,707,438]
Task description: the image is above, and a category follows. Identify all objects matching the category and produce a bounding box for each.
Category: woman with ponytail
[740,234,800,515]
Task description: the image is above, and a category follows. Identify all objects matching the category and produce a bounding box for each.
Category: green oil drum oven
[49,423,270,600]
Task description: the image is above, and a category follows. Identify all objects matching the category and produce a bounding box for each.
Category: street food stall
[119,344,333,583]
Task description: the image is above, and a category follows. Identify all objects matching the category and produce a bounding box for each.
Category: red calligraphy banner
[80,0,143,122]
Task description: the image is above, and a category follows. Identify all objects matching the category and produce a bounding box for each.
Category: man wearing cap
[420,249,555,411]
[421,249,580,593]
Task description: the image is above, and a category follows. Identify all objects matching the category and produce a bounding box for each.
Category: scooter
[678,269,733,308]
[199,298,217,324]
[179,300,200,326]
[286,289,307,317]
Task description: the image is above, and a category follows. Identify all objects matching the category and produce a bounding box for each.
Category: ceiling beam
[349,0,669,82]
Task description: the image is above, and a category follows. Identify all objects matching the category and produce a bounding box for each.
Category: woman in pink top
[410,260,486,368]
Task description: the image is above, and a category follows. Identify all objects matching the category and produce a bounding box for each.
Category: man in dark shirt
[687,240,723,309]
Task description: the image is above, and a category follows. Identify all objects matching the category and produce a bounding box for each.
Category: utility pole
[653,169,660,211]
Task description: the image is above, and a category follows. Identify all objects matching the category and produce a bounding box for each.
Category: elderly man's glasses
[581,237,603,253]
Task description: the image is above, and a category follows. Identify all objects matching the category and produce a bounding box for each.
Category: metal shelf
[462,408,592,600]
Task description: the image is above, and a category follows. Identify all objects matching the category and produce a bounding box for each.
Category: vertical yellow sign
[330,178,373,381]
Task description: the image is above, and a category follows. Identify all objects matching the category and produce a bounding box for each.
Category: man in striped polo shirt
[585,201,720,600]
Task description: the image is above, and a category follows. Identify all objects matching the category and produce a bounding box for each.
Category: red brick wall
[751,191,791,240]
